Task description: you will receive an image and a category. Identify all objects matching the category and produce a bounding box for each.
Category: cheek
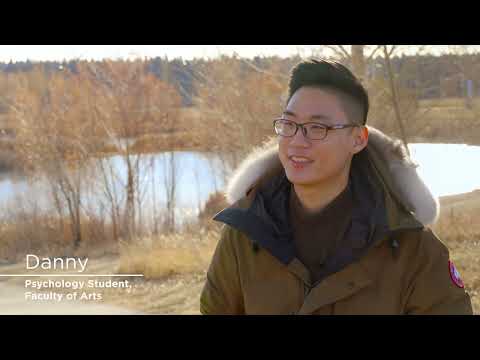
[310,144,350,171]
[278,139,351,180]
[278,140,290,167]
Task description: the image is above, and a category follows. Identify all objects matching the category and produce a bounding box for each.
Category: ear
[352,126,369,155]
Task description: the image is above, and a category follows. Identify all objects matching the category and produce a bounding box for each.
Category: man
[200,59,473,315]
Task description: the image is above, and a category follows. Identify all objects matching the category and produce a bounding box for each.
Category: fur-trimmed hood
[224,126,439,226]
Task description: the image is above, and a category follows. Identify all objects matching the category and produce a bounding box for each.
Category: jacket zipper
[292,282,312,315]
[303,282,313,297]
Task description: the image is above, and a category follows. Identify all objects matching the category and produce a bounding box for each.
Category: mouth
[288,155,314,169]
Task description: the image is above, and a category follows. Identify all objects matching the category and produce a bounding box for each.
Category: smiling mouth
[289,156,313,168]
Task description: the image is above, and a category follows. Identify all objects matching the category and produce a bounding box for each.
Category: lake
[0,151,229,224]
[0,143,479,223]
[408,143,480,198]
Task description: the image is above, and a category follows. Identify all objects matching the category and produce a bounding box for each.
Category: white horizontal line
[0,274,144,277]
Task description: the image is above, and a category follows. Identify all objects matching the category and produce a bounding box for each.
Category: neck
[293,170,350,214]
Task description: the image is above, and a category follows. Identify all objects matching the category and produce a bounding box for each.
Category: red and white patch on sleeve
[448,260,465,289]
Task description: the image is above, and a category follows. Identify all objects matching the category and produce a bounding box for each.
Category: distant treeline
[0,56,300,107]
[1,53,480,104]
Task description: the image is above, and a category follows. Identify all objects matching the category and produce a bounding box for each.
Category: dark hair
[287,59,369,125]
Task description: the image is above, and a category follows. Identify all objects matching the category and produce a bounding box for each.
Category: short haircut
[287,59,369,125]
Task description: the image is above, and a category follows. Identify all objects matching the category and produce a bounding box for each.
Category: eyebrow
[282,110,331,121]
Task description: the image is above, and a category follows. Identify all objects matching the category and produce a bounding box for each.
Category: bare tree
[324,45,430,147]
[192,56,287,170]
[193,163,202,217]
[9,65,94,252]
[324,45,384,82]
[382,45,410,154]
[163,151,177,232]
[149,155,159,235]
[79,60,182,241]
[161,112,179,232]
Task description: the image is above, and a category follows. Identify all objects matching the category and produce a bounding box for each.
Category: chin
[285,171,320,186]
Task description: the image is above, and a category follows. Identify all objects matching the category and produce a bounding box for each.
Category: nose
[289,125,310,147]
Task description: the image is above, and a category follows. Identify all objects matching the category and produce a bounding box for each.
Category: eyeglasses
[273,118,359,141]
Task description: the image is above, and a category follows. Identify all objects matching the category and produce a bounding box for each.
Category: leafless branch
[240,58,289,79]
[337,45,352,59]
[325,45,351,60]
[388,45,398,57]
[366,45,383,62]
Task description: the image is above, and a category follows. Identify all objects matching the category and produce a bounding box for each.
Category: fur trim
[225,136,279,204]
[224,126,440,226]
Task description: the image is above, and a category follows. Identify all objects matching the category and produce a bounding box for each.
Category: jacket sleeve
[200,225,245,315]
[404,229,473,315]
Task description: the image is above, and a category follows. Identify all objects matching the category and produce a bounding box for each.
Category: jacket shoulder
[398,228,473,314]
[394,227,448,258]
[200,224,248,315]
[212,224,258,263]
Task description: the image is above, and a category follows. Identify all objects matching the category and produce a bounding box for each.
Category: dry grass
[77,270,207,314]
[117,226,219,280]
[0,140,20,173]
[52,204,480,315]
[71,226,222,314]
[112,190,480,314]
[2,200,479,314]
[115,196,225,281]
[433,190,480,242]
[0,221,219,314]
[432,190,480,313]
[129,131,205,153]
[419,97,480,109]
[0,213,119,262]
[411,97,480,144]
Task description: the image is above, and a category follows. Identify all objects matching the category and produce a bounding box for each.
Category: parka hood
[223,126,439,227]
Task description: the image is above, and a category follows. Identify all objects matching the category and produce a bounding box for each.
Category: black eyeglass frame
[273,118,359,140]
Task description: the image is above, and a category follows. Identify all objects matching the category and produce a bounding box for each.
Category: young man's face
[278,86,368,188]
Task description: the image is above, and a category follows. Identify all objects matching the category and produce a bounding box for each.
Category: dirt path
[0,283,144,315]
[0,256,205,315]
[109,273,205,315]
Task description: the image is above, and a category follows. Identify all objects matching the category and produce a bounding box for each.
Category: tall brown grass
[432,195,480,244]
[117,223,220,280]
[432,196,480,314]
[0,213,120,262]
